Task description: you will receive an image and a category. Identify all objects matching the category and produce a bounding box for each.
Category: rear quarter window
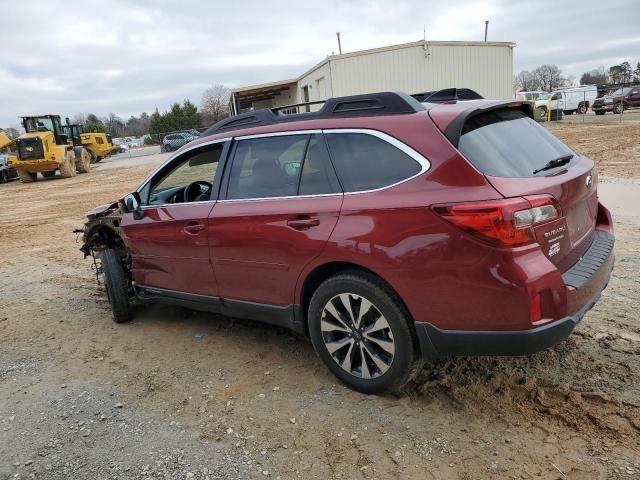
[324,132,422,192]
[458,109,574,177]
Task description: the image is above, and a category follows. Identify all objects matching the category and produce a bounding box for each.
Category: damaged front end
[74,200,130,288]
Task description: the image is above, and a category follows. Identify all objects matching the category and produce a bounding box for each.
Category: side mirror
[120,192,144,220]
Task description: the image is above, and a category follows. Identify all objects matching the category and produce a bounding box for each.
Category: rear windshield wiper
[533,154,574,175]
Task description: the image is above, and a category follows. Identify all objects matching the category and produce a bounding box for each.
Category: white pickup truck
[535,85,598,120]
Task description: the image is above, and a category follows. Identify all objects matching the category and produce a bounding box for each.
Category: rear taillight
[433,195,559,247]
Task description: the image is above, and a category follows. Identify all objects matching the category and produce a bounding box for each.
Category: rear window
[458,109,574,177]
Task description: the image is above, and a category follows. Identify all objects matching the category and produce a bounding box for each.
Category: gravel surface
[1,123,639,479]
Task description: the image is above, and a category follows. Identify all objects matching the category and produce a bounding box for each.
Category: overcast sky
[1,0,638,128]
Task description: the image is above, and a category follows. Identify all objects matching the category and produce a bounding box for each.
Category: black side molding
[135,285,306,335]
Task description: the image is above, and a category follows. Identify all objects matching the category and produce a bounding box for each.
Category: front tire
[100,249,132,323]
[59,151,77,178]
[613,102,624,114]
[308,272,418,394]
[17,170,37,183]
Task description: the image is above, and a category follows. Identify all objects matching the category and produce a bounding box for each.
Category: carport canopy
[231,79,297,113]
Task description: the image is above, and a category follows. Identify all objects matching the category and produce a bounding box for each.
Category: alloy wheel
[320,293,395,379]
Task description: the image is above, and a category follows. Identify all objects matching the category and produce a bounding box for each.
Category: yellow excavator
[62,121,117,163]
[8,115,91,183]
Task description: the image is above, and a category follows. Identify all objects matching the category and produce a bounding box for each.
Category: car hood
[85,201,119,219]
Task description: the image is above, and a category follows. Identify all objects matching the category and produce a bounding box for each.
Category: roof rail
[411,88,484,103]
[202,91,425,136]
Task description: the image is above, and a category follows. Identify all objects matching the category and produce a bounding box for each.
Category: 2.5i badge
[548,242,561,257]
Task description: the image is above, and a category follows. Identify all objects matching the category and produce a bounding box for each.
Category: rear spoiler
[442,101,534,147]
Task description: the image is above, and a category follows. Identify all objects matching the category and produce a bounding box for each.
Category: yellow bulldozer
[62,121,117,163]
[8,115,91,183]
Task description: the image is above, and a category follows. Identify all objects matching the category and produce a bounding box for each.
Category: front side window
[226,135,308,200]
[324,132,422,192]
[147,144,223,205]
[299,135,341,195]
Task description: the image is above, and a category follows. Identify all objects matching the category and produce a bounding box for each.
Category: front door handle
[183,221,205,235]
[286,216,320,230]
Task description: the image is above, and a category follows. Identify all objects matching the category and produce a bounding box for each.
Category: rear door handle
[183,221,205,234]
[286,216,320,230]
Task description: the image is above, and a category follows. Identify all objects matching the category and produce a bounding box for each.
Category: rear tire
[17,170,37,183]
[100,249,132,323]
[536,107,547,121]
[0,171,6,183]
[308,272,418,394]
[59,151,76,178]
[87,148,98,164]
[75,148,91,173]
[577,103,588,115]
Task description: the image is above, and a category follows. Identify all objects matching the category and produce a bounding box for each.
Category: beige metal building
[231,40,516,114]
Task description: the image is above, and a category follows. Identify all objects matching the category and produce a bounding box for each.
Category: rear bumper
[416,231,614,360]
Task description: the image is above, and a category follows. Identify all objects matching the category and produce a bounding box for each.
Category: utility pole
[336,32,342,55]
[484,20,489,41]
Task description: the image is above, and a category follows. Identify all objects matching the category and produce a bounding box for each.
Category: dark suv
[0,155,18,183]
[592,86,640,114]
[80,91,615,393]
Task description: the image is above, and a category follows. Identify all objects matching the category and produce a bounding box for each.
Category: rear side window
[325,133,421,192]
[458,109,574,177]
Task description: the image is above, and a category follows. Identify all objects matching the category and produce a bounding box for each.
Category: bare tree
[102,113,121,136]
[72,113,87,125]
[513,70,541,92]
[532,65,565,92]
[201,84,231,125]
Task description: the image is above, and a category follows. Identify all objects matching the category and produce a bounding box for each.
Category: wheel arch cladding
[298,261,415,336]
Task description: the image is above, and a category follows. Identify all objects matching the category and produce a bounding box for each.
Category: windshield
[458,108,575,178]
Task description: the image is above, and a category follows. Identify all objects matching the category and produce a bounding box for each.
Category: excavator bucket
[0,132,14,150]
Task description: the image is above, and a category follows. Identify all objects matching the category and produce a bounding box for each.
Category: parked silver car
[161,132,199,152]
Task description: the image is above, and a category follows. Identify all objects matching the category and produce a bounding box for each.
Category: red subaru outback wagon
[81,91,614,393]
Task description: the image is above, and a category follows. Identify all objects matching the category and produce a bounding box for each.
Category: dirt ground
[1,124,639,479]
